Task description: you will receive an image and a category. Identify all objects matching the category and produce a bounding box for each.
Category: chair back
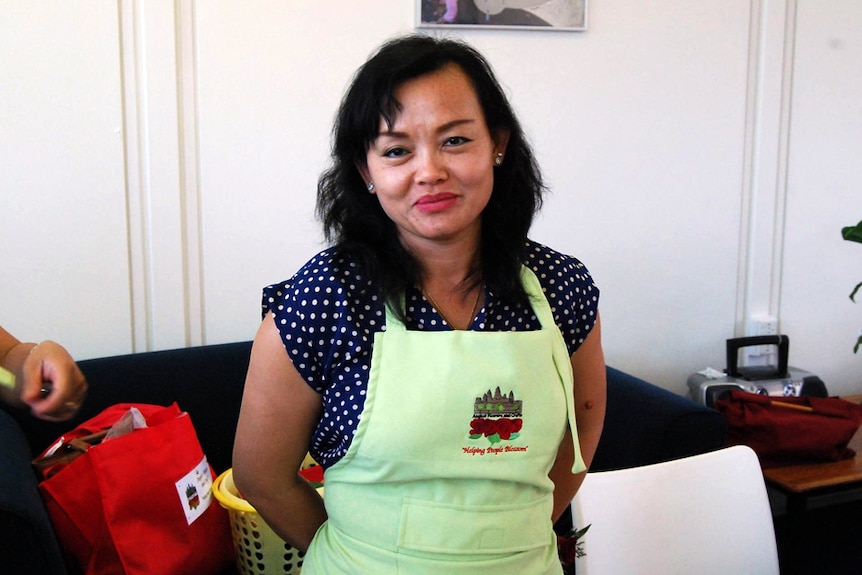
[571,445,779,574]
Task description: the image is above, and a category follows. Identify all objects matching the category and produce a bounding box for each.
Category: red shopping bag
[34,403,233,575]
[715,391,862,467]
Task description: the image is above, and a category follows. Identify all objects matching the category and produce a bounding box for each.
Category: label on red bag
[175,456,214,525]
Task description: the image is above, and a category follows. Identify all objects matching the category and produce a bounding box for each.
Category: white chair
[570,445,779,575]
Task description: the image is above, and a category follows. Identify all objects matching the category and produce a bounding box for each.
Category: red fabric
[715,391,862,467]
[299,464,325,485]
[35,403,233,575]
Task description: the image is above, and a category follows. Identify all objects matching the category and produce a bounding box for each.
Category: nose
[414,150,447,185]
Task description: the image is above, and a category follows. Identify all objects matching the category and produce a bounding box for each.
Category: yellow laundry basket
[213,468,307,575]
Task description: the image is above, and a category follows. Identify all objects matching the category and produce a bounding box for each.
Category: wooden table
[761,394,862,514]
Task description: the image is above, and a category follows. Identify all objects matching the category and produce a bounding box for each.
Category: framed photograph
[417,0,588,31]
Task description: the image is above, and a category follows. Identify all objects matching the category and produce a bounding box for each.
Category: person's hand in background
[0,327,87,421]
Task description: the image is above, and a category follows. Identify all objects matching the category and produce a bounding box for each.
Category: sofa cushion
[592,366,727,471]
[0,409,68,575]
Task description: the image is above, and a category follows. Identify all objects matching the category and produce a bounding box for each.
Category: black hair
[316,34,546,315]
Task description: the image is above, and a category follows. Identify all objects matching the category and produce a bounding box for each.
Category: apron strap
[520,267,586,474]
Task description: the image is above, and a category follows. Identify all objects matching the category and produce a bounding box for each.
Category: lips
[416,193,458,213]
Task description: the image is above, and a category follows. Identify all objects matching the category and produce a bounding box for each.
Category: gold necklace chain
[421,285,483,330]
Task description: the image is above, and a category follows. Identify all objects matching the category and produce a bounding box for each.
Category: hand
[20,341,88,421]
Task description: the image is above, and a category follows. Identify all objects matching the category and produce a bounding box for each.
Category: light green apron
[303,266,585,574]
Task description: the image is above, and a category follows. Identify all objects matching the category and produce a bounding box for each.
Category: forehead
[383,64,485,129]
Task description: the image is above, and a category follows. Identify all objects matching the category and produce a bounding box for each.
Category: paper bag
[34,403,233,575]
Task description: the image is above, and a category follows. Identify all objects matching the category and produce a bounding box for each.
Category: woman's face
[360,63,507,254]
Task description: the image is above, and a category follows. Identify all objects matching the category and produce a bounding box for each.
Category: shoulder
[522,239,600,354]
[262,249,369,311]
[522,239,597,294]
[262,248,384,342]
[261,248,382,391]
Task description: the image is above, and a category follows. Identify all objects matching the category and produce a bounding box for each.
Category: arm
[232,314,327,552]
[549,313,606,522]
[0,325,87,421]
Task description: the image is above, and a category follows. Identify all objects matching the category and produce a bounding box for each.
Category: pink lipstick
[416,193,457,213]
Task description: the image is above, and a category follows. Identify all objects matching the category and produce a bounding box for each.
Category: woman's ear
[355,162,372,189]
[494,129,511,158]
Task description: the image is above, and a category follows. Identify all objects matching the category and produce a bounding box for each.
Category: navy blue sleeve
[524,241,600,356]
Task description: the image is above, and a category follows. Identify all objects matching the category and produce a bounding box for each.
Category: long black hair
[317,34,546,312]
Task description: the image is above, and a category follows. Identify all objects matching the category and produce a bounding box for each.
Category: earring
[367,182,375,192]
[494,153,503,166]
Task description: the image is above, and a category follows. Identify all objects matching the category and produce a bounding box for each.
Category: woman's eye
[383,147,409,158]
[444,136,470,146]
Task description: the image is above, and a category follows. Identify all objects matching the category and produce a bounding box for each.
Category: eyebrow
[379,118,477,139]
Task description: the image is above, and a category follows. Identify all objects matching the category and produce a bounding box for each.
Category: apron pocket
[397,496,551,555]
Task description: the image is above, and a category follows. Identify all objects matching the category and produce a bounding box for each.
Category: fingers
[20,341,88,422]
[37,401,84,422]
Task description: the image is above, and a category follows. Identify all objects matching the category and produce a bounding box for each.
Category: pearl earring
[367,182,375,192]
[494,153,503,166]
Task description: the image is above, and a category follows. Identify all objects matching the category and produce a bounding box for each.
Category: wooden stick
[771,400,814,413]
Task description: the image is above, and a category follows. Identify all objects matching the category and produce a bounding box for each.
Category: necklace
[421,284,483,330]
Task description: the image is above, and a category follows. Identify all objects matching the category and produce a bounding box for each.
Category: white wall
[781,0,862,394]
[2,1,860,396]
[1,3,132,352]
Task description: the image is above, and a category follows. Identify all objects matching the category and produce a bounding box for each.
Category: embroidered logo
[469,387,523,445]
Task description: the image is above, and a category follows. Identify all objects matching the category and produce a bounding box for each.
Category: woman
[233,34,606,574]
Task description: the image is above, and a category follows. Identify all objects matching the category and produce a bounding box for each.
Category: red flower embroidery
[469,418,492,436]
[469,418,523,443]
[495,418,523,440]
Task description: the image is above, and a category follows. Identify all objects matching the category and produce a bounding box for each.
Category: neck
[402,230,481,293]
[419,253,481,300]
[399,227,483,329]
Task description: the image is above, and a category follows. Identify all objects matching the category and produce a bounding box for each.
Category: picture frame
[417,0,588,32]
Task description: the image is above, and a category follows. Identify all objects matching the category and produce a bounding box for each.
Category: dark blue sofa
[0,342,725,574]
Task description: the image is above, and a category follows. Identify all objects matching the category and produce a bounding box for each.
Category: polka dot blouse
[262,239,600,468]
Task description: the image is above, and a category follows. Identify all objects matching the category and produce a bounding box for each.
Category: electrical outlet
[752,314,778,336]
[748,314,778,356]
